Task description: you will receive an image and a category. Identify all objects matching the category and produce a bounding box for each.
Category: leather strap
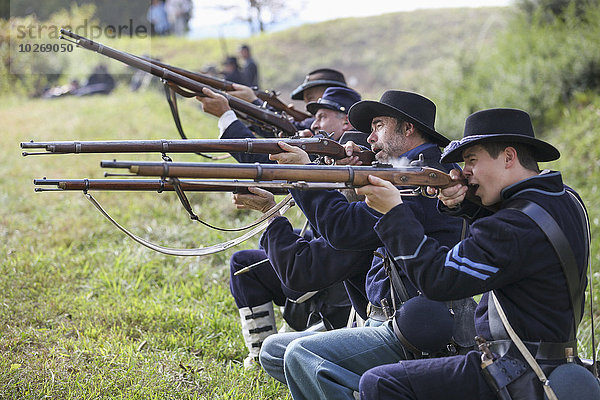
[488,339,578,360]
[491,292,559,400]
[508,199,585,340]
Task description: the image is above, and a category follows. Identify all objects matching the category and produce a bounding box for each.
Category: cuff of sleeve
[218,110,238,137]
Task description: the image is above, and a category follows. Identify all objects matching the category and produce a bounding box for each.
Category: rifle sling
[84,192,294,256]
[170,177,288,232]
[506,197,588,341]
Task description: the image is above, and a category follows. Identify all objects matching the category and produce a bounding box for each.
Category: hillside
[135,7,511,100]
[4,7,509,106]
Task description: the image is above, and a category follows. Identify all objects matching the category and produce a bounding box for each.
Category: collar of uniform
[500,170,564,201]
[402,142,441,163]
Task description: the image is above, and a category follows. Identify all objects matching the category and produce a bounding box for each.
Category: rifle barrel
[32,178,289,194]
[21,138,375,164]
[101,161,457,188]
[140,56,311,121]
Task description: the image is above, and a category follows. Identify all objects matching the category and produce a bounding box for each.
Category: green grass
[0,87,301,398]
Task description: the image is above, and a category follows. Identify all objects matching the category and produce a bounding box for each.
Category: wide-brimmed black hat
[306,86,361,115]
[348,90,450,147]
[291,68,348,100]
[440,108,560,163]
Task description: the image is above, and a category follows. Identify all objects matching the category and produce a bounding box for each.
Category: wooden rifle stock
[139,56,312,122]
[101,161,463,189]
[59,29,297,136]
[33,178,289,195]
[21,138,375,164]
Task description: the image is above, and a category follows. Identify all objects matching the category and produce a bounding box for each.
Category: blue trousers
[261,320,410,400]
[229,249,305,308]
[359,352,497,400]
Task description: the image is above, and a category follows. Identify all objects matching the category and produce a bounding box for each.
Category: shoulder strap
[508,198,586,340]
[490,291,559,400]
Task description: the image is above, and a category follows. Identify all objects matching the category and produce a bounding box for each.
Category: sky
[190,0,513,38]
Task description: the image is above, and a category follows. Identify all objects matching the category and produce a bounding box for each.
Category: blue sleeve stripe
[442,245,498,280]
[393,236,428,261]
[444,251,491,280]
[449,245,499,273]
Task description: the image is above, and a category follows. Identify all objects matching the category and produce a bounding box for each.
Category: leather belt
[488,339,577,360]
[366,303,389,322]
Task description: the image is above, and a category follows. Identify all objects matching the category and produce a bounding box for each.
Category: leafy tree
[215,0,302,34]
[517,0,599,21]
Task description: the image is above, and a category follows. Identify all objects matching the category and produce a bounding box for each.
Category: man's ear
[404,122,415,137]
[504,146,518,168]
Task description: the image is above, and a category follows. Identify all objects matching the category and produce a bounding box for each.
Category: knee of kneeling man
[282,337,306,365]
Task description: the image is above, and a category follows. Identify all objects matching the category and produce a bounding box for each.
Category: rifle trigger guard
[422,186,439,199]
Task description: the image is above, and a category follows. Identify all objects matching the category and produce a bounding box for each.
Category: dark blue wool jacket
[259,217,373,319]
[221,119,273,164]
[374,171,587,342]
[291,143,464,307]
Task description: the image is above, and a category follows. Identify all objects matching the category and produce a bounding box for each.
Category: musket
[101,160,465,190]
[21,137,375,164]
[33,178,289,195]
[140,56,312,122]
[59,29,297,136]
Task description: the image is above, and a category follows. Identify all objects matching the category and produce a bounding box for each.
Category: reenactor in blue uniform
[228,87,367,368]
[356,108,595,400]
[258,91,472,398]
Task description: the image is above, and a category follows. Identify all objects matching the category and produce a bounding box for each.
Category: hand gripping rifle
[59,29,297,137]
[21,137,375,165]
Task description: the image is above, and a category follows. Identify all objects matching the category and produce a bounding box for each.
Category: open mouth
[468,183,480,195]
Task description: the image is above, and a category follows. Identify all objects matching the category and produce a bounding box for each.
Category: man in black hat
[355,108,590,400]
[227,87,369,369]
[291,68,348,103]
[258,91,469,399]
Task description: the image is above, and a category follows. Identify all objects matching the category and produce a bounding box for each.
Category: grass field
[0,87,302,399]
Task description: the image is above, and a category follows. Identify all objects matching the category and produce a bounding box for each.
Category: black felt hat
[306,86,361,115]
[348,90,450,147]
[291,68,348,100]
[440,108,560,163]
